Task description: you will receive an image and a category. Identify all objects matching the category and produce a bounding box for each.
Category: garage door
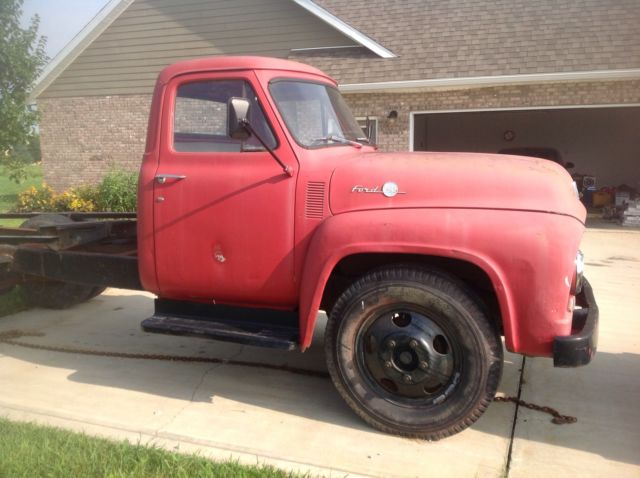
[411,106,640,192]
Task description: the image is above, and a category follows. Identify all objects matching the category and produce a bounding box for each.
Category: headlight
[571,250,584,295]
[571,181,580,198]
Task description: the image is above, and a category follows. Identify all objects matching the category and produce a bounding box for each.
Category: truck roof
[158,56,333,85]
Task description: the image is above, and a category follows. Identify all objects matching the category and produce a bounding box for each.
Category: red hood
[329,151,586,222]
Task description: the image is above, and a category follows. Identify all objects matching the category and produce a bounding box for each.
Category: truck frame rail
[0,212,141,292]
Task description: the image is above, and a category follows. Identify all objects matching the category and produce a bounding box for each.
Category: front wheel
[325,266,503,440]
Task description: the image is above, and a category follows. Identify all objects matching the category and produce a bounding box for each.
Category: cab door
[153,71,298,306]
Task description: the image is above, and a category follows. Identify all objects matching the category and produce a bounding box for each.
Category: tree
[0,0,47,182]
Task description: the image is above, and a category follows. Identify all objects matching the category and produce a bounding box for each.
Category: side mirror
[228,97,251,140]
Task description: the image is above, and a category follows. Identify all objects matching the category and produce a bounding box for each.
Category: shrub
[52,186,98,212]
[14,184,56,212]
[13,169,138,213]
[95,169,138,212]
[15,184,98,213]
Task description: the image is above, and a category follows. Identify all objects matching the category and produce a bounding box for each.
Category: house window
[357,117,378,145]
[173,80,276,153]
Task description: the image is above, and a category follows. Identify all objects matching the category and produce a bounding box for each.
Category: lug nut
[419,361,429,370]
[387,340,396,348]
[409,339,419,349]
[403,374,412,383]
[384,361,393,368]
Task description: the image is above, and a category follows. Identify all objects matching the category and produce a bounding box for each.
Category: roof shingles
[292,0,640,84]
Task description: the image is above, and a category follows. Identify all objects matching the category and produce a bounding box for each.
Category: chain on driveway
[0,328,576,425]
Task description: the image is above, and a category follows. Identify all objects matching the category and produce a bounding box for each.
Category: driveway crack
[156,345,246,435]
[504,355,526,477]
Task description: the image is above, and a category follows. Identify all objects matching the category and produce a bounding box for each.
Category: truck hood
[329,151,585,221]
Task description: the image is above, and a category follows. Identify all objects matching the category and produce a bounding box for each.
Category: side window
[173,80,277,153]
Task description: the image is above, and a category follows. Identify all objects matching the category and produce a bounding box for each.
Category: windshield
[269,80,367,148]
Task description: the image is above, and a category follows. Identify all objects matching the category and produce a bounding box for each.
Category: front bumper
[553,278,599,367]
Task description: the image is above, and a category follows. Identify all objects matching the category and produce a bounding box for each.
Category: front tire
[325,266,503,440]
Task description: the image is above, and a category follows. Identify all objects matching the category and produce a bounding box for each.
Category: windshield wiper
[312,135,363,149]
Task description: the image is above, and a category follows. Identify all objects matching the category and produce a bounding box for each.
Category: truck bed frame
[0,212,300,350]
[0,212,141,292]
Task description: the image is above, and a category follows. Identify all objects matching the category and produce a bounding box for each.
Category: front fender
[298,209,518,351]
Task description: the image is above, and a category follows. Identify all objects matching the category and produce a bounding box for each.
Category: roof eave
[339,69,640,93]
[30,0,134,100]
[291,0,396,59]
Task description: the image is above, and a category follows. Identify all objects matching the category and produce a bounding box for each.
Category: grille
[305,181,326,219]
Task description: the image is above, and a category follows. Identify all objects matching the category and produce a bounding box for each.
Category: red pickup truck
[0,56,598,440]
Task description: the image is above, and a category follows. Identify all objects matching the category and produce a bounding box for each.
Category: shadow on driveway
[0,290,516,441]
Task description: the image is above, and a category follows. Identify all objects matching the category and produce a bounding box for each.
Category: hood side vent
[305,181,326,219]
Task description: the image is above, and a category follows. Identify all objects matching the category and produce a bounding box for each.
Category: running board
[141,298,299,351]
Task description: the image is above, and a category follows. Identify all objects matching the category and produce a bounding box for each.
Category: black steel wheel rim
[355,305,462,406]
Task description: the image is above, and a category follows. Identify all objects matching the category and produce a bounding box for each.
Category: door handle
[155,174,186,184]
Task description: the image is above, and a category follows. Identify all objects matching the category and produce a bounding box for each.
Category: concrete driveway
[0,225,638,477]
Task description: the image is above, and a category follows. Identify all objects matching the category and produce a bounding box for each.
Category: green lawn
[0,163,43,226]
[0,418,304,478]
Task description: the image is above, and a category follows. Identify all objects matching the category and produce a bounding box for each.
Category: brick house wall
[174,97,227,136]
[38,95,151,190]
[345,80,640,152]
[39,79,639,191]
